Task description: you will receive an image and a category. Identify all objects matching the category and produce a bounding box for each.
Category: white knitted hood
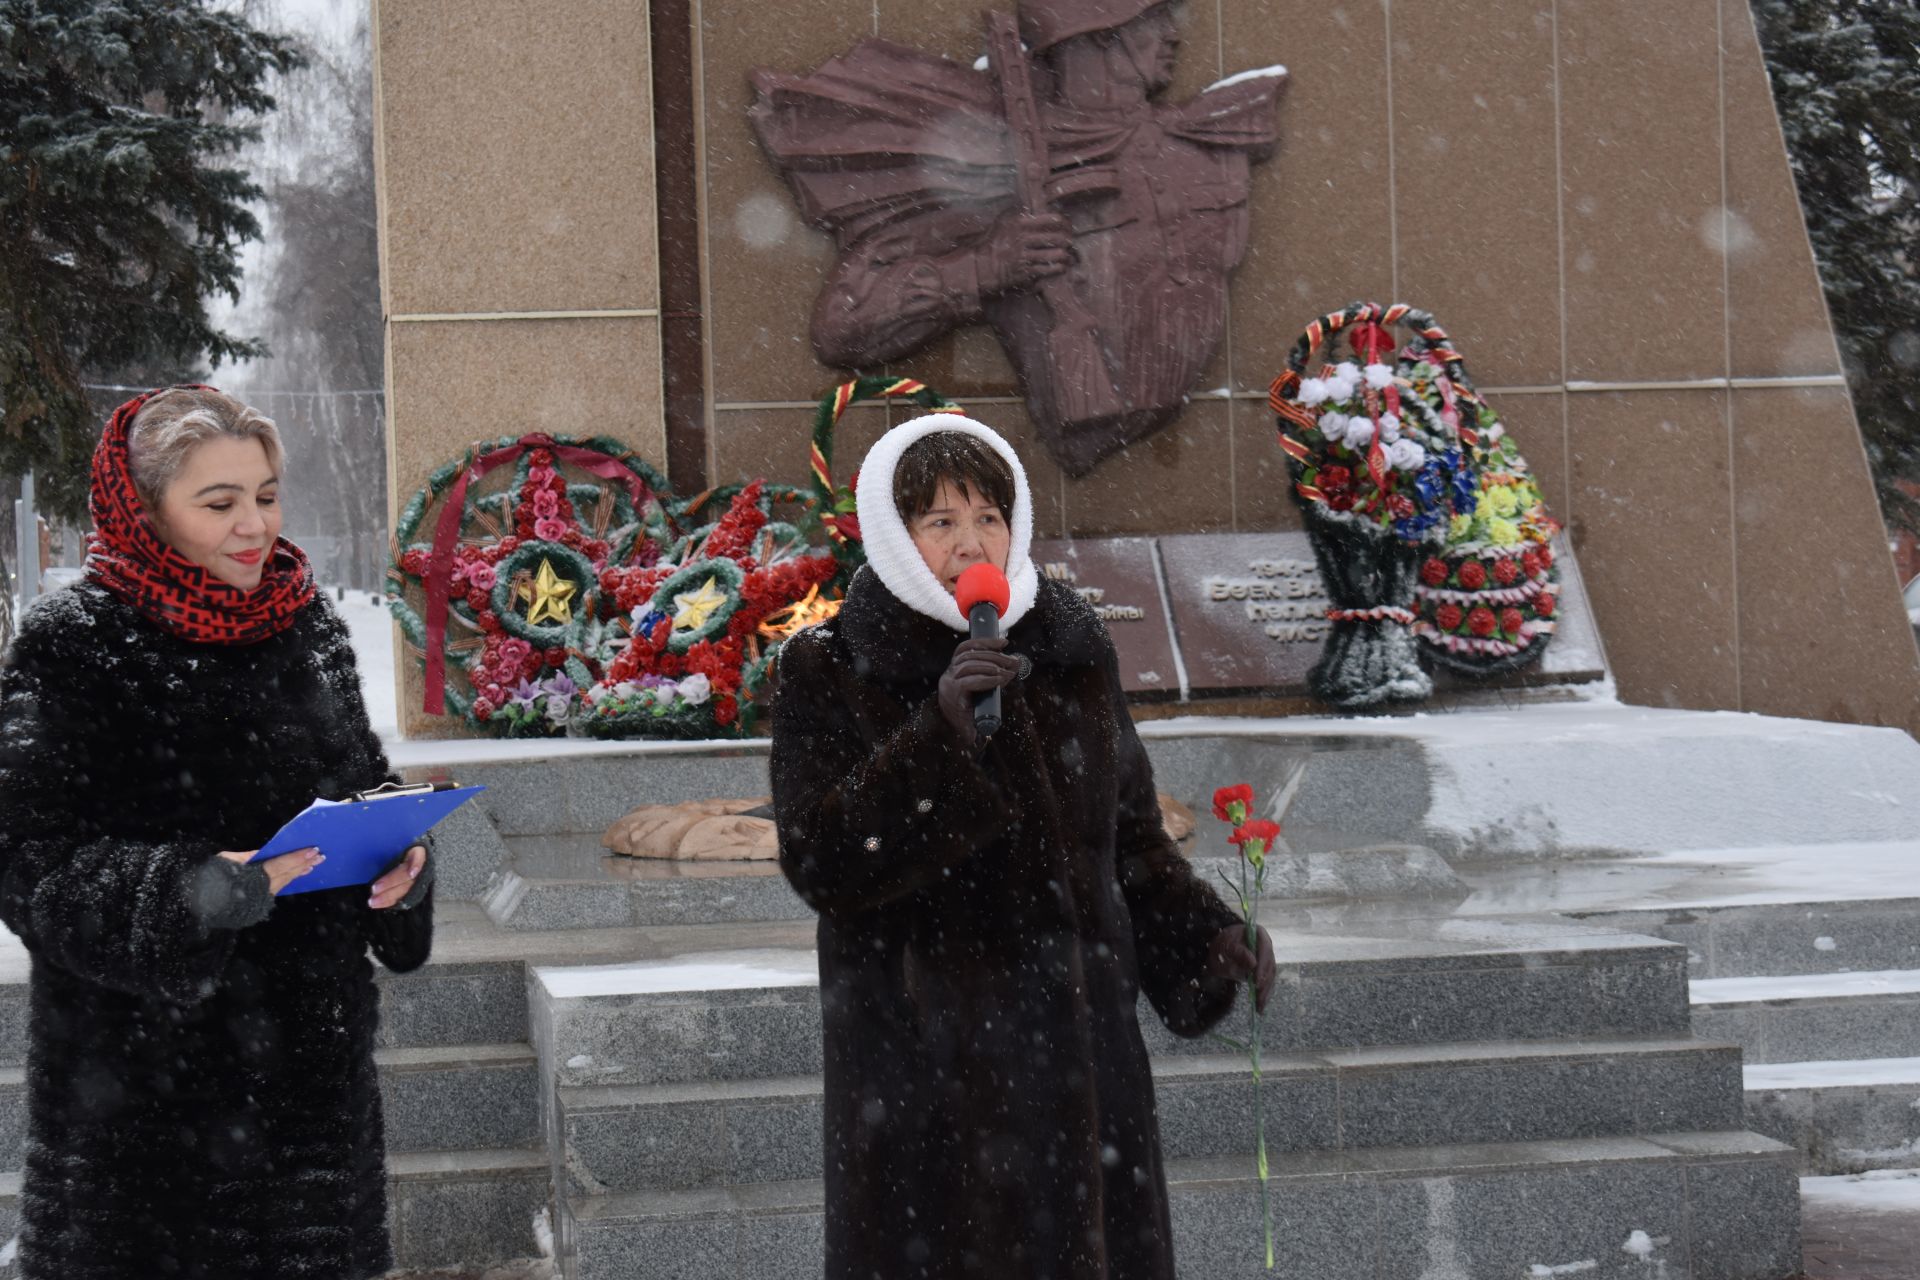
[853,414,1040,633]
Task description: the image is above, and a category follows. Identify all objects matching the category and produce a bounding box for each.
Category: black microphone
[955,564,1011,739]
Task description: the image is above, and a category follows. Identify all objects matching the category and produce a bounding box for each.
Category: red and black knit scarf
[84,387,316,645]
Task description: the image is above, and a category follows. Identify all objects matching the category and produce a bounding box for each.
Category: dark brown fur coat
[772,568,1237,1280]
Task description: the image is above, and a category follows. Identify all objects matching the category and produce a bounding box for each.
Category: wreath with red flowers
[387,436,834,738]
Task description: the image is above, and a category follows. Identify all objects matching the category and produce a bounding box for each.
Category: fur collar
[835,566,1107,688]
[852,414,1040,633]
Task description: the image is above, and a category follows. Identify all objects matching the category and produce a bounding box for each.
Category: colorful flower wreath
[1392,333,1562,672]
[386,435,833,739]
[1272,304,1562,678]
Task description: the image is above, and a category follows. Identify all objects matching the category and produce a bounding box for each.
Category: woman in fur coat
[771,415,1277,1280]
[0,387,434,1280]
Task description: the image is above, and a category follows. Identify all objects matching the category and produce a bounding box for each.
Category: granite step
[1690,969,1920,1064]
[483,832,1467,932]
[0,1044,539,1168]
[1743,1056,1920,1176]
[1570,896,1920,980]
[532,922,1694,1090]
[554,1037,1744,1196]
[553,1130,1801,1280]
[0,1150,549,1279]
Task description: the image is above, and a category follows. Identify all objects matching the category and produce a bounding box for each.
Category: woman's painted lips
[228,548,264,566]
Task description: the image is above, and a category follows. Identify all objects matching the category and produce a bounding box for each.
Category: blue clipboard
[249,784,486,896]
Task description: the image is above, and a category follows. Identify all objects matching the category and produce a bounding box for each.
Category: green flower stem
[1244,845,1275,1272]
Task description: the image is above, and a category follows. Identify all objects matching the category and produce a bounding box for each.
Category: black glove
[1205,923,1278,1013]
[374,842,436,912]
[937,635,1022,743]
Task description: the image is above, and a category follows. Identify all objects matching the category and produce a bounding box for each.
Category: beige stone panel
[1509,391,1571,532]
[375,0,658,316]
[1559,0,1725,382]
[1064,399,1234,536]
[1567,389,1738,710]
[1732,388,1920,734]
[709,402,887,494]
[1223,0,1394,396]
[1232,394,1306,535]
[702,0,873,406]
[388,315,664,738]
[1719,0,1844,379]
[1392,0,1562,389]
[710,399,1067,539]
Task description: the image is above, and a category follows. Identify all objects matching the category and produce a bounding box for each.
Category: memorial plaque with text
[1029,538,1179,698]
[1158,532,1606,698]
[1158,532,1330,695]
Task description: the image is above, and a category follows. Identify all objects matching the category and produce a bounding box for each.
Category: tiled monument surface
[372,0,1920,737]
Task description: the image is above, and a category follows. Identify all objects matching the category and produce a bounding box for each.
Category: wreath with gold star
[386,435,833,739]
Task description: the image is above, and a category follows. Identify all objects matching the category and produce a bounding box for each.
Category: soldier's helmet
[1019,0,1167,54]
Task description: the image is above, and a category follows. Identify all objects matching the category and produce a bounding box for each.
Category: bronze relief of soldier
[751,0,1285,476]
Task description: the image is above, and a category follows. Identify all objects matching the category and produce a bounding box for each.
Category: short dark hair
[892,431,1016,523]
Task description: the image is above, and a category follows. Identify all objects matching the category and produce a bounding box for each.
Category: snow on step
[1800,1168,1920,1214]
[535,949,818,998]
[1692,969,1920,1006]
[1744,1057,1920,1091]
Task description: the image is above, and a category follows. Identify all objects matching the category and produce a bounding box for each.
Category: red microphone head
[954,563,1011,617]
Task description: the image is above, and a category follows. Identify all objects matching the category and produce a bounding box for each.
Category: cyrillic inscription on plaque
[1159,532,1329,694]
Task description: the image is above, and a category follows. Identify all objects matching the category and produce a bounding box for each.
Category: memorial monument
[347,0,1920,1273]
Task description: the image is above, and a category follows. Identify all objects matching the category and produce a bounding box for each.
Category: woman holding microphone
[771,414,1277,1280]
[0,386,431,1279]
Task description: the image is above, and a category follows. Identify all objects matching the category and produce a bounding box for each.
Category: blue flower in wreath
[1434,449,1478,512]
[1413,460,1446,509]
[632,607,668,639]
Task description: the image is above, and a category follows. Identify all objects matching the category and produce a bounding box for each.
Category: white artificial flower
[1344,417,1376,447]
[1298,377,1330,406]
[1378,412,1402,443]
[614,681,637,699]
[1364,363,1396,390]
[1317,412,1349,443]
[1487,422,1507,441]
[677,673,713,706]
[1334,361,1361,384]
[1387,439,1428,471]
[545,696,571,723]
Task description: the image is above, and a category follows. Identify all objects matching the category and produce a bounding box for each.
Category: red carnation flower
[1468,606,1498,637]
[1500,608,1526,636]
[1420,558,1450,587]
[1319,466,1353,491]
[1458,561,1488,591]
[1521,550,1541,577]
[1326,491,1356,512]
[400,549,429,577]
[1538,545,1554,569]
[1387,494,1416,519]
[1492,558,1521,586]
[1229,818,1282,852]
[1435,603,1464,631]
[713,698,739,728]
[1535,593,1557,618]
[472,698,495,721]
[1212,784,1255,823]
[465,588,489,612]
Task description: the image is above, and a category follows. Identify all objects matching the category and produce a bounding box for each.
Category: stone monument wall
[373,0,1920,736]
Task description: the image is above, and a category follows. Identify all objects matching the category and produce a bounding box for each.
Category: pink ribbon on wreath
[421,433,653,715]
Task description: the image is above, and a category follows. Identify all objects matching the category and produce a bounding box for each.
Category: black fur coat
[0,584,431,1280]
[771,569,1238,1280]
